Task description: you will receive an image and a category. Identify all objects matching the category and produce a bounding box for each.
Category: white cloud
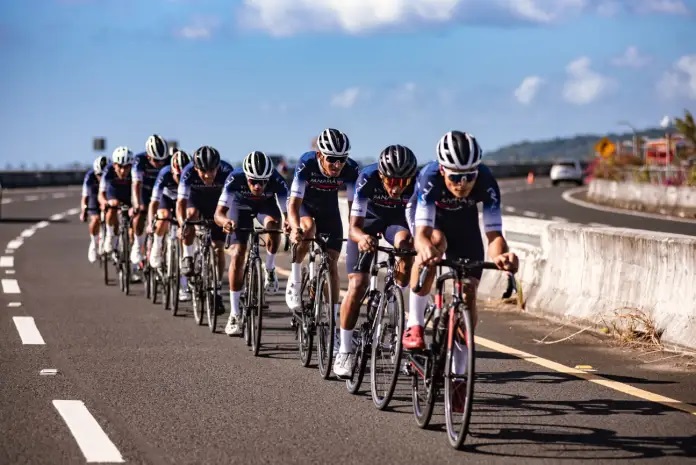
[657,55,696,100]
[239,0,689,36]
[330,87,362,108]
[562,56,612,105]
[514,76,544,104]
[392,82,417,103]
[612,46,651,68]
[176,17,220,39]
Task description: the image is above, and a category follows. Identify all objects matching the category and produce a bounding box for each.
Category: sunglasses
[381,175,412,189]
[322,154,347,165]
[444,169,478,184]
[248,179,268,187]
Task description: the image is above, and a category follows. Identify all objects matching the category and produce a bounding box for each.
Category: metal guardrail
[0,161,560,191]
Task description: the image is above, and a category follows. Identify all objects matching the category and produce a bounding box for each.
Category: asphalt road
[497,178,696,236]
[1,187,695,465]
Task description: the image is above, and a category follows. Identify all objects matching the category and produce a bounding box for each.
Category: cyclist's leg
[285,203,316,310]
[86,194,101,262]
[222,203,251,334]
[334,220,376,377]
[104,184,127,253]
[384,222,413,287]
[257,199,282,293]
[149,196,173,268]
[130,189,150,264]
[403,207,447,350]
[180,207,199,276]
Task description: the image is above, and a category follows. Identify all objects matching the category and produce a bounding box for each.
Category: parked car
[550,160,584,186]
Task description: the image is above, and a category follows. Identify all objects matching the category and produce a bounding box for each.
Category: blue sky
[1,0,695,168]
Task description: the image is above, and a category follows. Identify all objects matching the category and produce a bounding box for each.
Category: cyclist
[214,151,288,336]
[80,155,108,263]
[132,134,170,265]
[177,146,233,312]
[99,146,134,255]
[405,130,518,411]
[333,145,418,378]
[149,149,192,302]
[286,128,359,343]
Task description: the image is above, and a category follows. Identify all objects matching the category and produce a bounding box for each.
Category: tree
[674,109,696,157]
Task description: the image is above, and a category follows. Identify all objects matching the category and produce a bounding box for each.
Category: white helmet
[146,134,168,160]
[436,130,483,171]
[93,155,108,175]
[243,151,274,180]
[316,128,350,157]
[112,146,134,165]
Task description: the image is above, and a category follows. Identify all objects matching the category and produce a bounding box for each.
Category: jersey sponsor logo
[371,192,408,208]
[434,194,476,210]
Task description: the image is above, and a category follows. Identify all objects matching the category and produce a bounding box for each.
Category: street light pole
[617,120,639,160]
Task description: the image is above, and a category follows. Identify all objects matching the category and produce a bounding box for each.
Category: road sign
[93,137,106,152]
[594,137,616,158]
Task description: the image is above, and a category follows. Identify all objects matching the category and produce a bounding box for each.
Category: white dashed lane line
[53,400,125,463]
[0,256,13,267]
[7,239,23,250]
[12,316,45,344]
[2,278,21,294]
[8,302,22,307]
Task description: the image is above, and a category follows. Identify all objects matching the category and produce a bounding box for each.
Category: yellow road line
[275,265,696,417]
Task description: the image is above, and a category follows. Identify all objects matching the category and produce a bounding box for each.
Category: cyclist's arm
[345,180,355,225]
[287,173,306,231]
[97,172,108,208]
[273,172,289,220]
[481,175,505,259]
[148,200,159,226]
[176,177,189,227]
[413,194,435,252]
[348,177,369,243]
[132,180,143,210]
[80,173,91,213]
[213,205,230,229]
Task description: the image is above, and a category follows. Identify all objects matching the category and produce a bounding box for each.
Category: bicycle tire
[206,244,219,333]
[123,226,131,296]
[370,285,405,410]
[251,258,264,356]
[346,325,368,394]
[103,250,109,285]
[170,239,181,316]
[297,268,313,367]
[444,305,476,449]
[411,356,437,428]
[242,263,253,346]
[316,268,334,380]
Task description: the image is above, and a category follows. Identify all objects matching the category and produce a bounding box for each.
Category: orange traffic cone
[527,171,535,184]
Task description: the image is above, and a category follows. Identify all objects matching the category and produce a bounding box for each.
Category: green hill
[485,127,668,163]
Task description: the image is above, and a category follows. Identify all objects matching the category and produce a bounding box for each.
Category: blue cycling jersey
[412,161,502,233]
[289,151,359,207]
[177,160,233,212]
[151,165,181,203]
[82,169,99,198]
[218,168,289,213]
[98,163,132,194]
[350,163,414,221]
[133,153,169,188]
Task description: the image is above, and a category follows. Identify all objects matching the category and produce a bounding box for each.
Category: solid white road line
[67,207,80,215]
[0,256,13,267]
[12,316,45,345]
[24,195,40,201]
[53,400,125,463]
[50,213,65,221]
[2,278,21,294]
[562,187,696,225]
[0,198,12,205]
[52,192,67,199]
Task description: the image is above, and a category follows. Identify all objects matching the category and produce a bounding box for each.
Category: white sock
[452,339,468,375]
[90,234,98,246]
[153,234,164,247]
[136,234,145,247]
[265,252,276,271]
[339,328,353,354]
[107,225,115,236]
[291,263,302,282]
[184,244,194,257]
[229,290,241,317]
[408,293,428,328]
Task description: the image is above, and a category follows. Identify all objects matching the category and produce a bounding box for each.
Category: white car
[550,160,584,186]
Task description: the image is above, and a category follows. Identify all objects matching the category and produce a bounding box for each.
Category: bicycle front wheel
[315,268,334,379]
[250,258,264,356]
[370,285,405,410]
[204,246,218,333]
[444,305,476,449]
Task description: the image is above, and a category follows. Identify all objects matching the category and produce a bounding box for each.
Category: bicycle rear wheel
[316,268,334,379]
[169,239,181,315]
[346,324,368,394]
[297,270,313,367]
[250,258,264,356]
[444,306,476,449]
[370,285,405,410]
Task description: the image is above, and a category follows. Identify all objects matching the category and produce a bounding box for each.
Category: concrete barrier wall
[588,178,696,218]
[338,197,696,350]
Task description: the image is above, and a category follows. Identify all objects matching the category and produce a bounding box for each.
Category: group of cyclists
[80,128,519,390]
